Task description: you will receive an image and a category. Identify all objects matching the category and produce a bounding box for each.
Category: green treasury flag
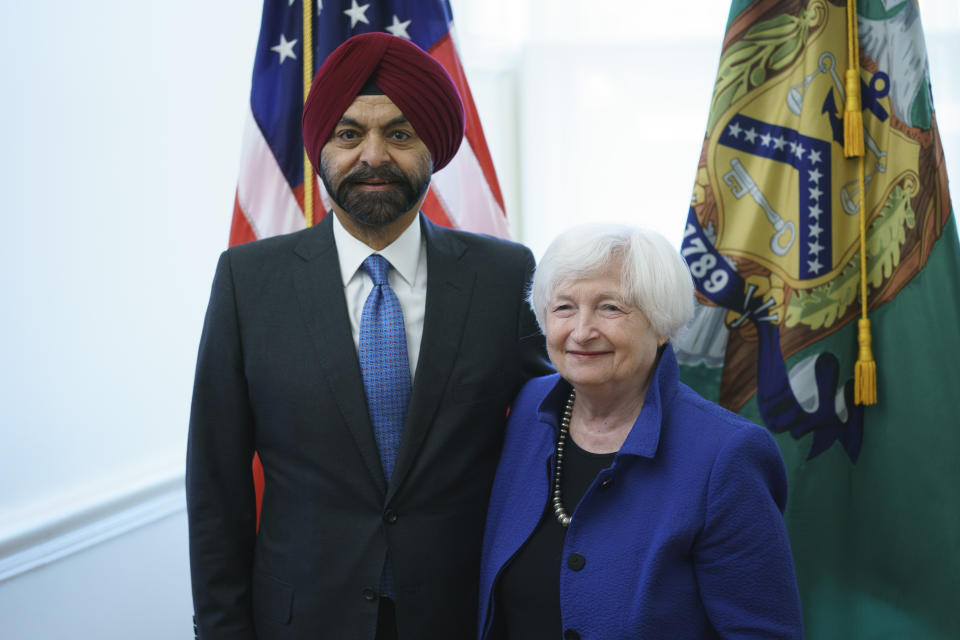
[676,0,960,637]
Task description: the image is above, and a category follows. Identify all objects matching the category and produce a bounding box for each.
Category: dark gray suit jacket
[186,213,549,639]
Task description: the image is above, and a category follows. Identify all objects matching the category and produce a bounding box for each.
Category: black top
[492,436,615,640]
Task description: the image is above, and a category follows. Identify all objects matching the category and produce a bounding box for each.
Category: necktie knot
[362,254,391,286]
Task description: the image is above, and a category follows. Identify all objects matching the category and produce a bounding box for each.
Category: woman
[478,224,803,640]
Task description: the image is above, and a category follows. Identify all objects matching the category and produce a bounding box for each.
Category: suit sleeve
[186,250,258,639]
[515,247,553,382]
[694,426,804,639]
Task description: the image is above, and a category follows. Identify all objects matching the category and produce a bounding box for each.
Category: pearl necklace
[551,389,576,528]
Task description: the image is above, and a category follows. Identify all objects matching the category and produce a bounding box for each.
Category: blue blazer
[478,345,803,639]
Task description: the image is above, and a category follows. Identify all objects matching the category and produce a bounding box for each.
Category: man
[186,33,549,640]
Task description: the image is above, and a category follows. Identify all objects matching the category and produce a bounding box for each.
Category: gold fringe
[843,69,864,157]
[855,318,877,405]
[843,0,864,160]
[843,0,863,162]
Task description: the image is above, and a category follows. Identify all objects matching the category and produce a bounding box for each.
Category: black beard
[320,162,430,228]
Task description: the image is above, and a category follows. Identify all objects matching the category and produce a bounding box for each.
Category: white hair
[529,223,695,340]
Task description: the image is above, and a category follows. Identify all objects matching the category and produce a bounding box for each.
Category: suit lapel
[388,217,475,503]
[292,215,387,496]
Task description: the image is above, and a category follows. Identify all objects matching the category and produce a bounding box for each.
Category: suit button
[362,587,378,602]
[599,477,613,489]
[564,630,581,640]
[383,508,398,524]
[567,553,586,571]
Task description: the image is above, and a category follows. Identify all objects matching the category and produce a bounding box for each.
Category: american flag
[230,0,510,246]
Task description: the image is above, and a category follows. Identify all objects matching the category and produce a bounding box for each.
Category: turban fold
[302,33,465,173]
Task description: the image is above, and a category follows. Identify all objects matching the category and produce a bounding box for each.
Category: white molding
[0,470,186,582]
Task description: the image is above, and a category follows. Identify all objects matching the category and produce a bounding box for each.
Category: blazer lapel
[388,217,475,503]
[292,215,387,496]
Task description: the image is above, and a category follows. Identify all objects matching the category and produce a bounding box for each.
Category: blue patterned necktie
[358,254,410,601]
[358,254,411,483]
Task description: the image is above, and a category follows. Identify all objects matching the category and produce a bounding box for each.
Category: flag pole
[302,0,315,227]
[844,0,877,404]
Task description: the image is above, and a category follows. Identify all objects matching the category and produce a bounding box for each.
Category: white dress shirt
[332,213,427,378]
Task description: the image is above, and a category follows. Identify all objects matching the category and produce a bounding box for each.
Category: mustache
[341,164,409,186]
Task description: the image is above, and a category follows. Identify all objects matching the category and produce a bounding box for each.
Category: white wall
[0,0,260,521]
[0,1,260,635]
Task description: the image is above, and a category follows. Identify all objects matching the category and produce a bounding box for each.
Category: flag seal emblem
[677,0,952,461]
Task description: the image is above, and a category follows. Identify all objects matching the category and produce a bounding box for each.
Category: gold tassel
[844,0,864,158]
[855,318,877,405]
[843,68,864,157]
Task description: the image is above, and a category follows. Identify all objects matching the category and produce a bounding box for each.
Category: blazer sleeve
[694,426,804,639]
[185,250,258,639]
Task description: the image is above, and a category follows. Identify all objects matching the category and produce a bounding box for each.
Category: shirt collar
[332,212,423,286]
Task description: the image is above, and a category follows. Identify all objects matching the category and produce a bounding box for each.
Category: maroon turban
[302,33,465,173]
